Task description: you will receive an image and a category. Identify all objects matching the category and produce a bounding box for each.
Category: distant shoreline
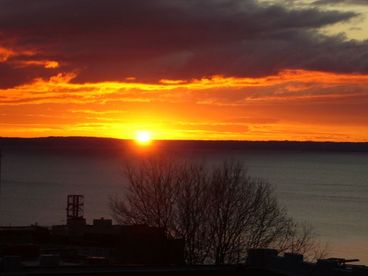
[1,136,368,153]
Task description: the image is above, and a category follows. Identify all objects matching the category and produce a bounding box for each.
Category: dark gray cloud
[0,0,366,88]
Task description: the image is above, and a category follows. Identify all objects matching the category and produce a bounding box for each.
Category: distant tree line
[110,157,326,264]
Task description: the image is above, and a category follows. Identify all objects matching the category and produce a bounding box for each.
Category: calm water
[0,147,367,263]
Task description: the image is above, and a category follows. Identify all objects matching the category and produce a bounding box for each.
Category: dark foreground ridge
[1,226,367,276]
[1,137,368,155]
[1,195,367,275]
[1,223,367,276]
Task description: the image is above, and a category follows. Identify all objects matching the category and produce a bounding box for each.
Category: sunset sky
[1,0,368,141]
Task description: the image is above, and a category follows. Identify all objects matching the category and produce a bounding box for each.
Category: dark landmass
[1,137,368,156]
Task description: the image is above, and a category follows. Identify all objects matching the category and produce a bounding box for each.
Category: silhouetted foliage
[110,157,325,264]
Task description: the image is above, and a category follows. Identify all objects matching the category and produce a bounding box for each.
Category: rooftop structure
[246,249,368,276]
[0,195,184,269]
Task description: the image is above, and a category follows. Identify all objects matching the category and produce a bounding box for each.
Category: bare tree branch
[110,157,325,264]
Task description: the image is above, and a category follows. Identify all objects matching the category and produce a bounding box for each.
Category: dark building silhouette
[50,217,184,265]
[0,195,184,266]
[0,219,184,265]
[246,249,367,276]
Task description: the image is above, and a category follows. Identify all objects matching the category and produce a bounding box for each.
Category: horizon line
[1,135,368,144]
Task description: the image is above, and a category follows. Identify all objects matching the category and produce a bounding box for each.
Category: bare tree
[111,157,212,263]
[110,157,178,230]
[173,162,212,264]
[110,156,325,264]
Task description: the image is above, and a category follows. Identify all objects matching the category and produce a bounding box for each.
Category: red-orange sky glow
[1,69,368,141]
[1,0,368,142]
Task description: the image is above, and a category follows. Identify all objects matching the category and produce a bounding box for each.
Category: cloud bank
[0,0,367,88]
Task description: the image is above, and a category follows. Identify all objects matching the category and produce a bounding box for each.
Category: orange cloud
[1,70,368,142]
[0,47,15,62]
[14,60,60,69]
[0,46,36,62]
[2,69,368,104]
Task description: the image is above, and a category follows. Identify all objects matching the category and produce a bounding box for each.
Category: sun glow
[135,130,152,145]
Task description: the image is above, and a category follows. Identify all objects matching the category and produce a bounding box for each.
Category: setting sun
[135,130,152,145]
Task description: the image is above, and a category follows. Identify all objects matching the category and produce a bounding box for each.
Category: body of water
[0,140,367,263]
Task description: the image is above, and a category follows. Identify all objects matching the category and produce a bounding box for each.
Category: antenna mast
[66,194,84,222]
